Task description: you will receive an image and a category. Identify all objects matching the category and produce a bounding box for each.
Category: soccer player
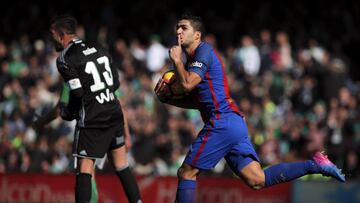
[32,83,133,203]
[49,15,141,203]
[155,14,345,203]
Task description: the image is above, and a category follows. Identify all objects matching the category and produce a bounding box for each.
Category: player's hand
[169,36,182,65]
[32,113,44,132]
[60,106,77,121]
[154,78,169,103]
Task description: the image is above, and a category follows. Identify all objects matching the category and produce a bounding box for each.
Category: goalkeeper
[32,83,133,203]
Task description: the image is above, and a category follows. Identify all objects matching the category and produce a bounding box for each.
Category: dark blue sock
[175,179,197,203]
[264,160,320,187]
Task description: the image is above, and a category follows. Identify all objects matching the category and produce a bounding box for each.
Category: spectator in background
[8,48,27,79]
[343,150,359,179]
[322,57,348,100]
[308,39,326,66]
[130,39,147,63]
[273,31,293,71]
[204,33,217,48]
[112,38,130,71]
[145,35,168,74]
[234,35,261,77]
[292,76,318,112]
[258,29,273,74]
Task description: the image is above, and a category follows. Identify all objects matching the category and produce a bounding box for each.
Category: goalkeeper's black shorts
[72,124,125,160]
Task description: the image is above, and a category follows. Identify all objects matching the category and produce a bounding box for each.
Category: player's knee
[177,166,198,180]
[78,158,95,174]
[111,146,128,169]
[112,157,128,169]
[239,161,266,190]
[177,167,191,179]
[244,171,265,190]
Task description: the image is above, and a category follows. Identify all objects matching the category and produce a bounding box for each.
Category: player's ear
[195,31,201,41]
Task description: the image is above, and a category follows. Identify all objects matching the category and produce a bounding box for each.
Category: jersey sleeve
[59,83,70,105]
[57,56,83,116]
[56,57,82,91]
[188,45,211,80]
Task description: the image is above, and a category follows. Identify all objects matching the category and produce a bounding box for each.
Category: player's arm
[154,77,199,109]
[169,38,202,92]
[32,103,60,130]
[58,82,81,121]
[67,89,83,112]
[122,108,132,151]
[32,82,72,129]
[117,101,132,151]
[172,61,202,92]
[56,59,83,119]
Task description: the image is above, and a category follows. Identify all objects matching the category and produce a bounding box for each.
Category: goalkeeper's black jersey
[57,39,123,128]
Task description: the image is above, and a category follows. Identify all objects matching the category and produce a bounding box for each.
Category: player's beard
[51,38,64,52]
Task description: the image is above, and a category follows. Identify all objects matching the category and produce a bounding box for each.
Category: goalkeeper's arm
[32,102,61,130]
[32,98,78,129]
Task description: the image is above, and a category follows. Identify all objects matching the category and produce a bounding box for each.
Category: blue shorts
[184,113,259,173]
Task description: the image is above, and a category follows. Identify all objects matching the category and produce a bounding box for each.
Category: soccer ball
[160,70,185,99]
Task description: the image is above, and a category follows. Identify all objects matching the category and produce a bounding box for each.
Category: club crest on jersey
[190,61,203,68]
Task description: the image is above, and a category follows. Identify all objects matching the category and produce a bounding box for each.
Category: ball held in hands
[155,70,186,101]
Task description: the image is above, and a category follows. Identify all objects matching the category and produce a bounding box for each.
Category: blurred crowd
[1,2,360,181]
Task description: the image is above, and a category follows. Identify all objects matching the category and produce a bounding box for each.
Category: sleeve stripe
[59,42,75,68]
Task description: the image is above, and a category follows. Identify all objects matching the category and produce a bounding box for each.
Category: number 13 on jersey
[85,56,114,92]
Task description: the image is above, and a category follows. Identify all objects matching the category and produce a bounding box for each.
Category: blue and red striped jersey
[187,42,240,122]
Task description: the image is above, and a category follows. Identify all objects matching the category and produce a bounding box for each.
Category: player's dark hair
[50,14,77,35]
[180,13,205,35]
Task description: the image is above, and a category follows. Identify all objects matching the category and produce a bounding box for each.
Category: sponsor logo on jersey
[82,47,97,56]
[190,61,203,68]
[96,88,115,104]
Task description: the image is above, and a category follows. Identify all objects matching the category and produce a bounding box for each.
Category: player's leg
[235,159,317,189]
[175,163,200,203]
[236,152,345,190]
[109,146,141,203]
[226,145,345,189]
[223,114,267,189]
[176,118,228,203]
[226,140,317,189]
[225,114,346,190]
[226,116,345,189]
[90,169,98,203]
[76,157,95,203]
[74,127,112,203]
[89,155,107,203]
[265,145,342,184]
[108,123,141,203]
